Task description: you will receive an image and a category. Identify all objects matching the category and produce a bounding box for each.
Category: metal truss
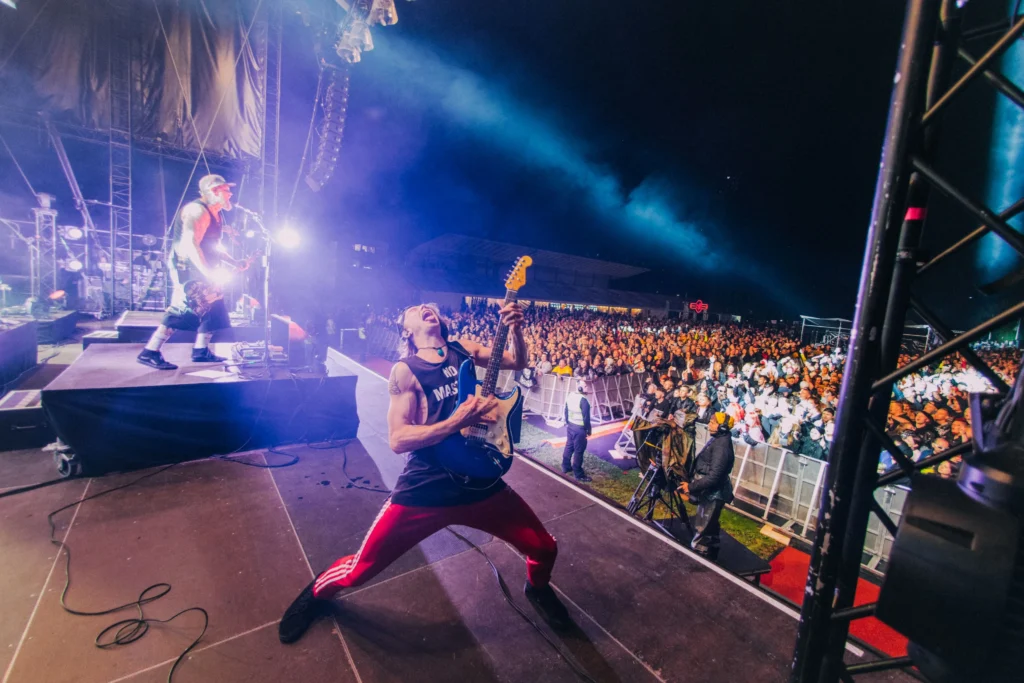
[259,1,283,219]
[31,196,58,299]
[108,0,134,314]
[791,1,1024,681]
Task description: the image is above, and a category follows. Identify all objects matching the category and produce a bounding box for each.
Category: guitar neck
[481,289,518,397]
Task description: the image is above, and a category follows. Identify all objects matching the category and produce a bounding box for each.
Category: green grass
[517,422,783,560]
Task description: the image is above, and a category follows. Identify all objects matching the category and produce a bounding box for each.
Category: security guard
[562,379,592,482]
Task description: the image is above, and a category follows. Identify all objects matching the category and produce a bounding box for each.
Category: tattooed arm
[386,361,498,453]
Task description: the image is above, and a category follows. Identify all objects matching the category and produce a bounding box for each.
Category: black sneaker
[574,474,593,483]
[137,349,177,370]
[191,347,226,363]
[279,577,331,644]
[524,581,572,631]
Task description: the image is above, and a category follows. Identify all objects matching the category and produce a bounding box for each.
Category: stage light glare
[210,267,233,286]
[61,226,84,241]
[276,226,301,249]
[66,259,84,272]
[245,229,256,238]
[0,0,16,9]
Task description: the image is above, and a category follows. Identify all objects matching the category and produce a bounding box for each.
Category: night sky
[281,0,907,320]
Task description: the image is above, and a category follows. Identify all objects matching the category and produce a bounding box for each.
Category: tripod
[625,432,693,537]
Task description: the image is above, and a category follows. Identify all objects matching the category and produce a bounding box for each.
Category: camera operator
[678,412,736,556]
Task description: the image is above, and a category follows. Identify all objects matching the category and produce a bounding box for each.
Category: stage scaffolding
[791,1,1024,681]
[0,0,284,317]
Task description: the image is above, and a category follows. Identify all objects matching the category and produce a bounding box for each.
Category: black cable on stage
[447,527,598,683]
[0,477,67,500]
[47,464,208,683]
[304,437,391,493]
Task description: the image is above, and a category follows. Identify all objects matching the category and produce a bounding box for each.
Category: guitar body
[432,359,523,479]
[182,280,224,319]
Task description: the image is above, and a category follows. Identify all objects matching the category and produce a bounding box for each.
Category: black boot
[524,581,572,631]
[191,347,226,363]
[137,349,177,370]
[279,576,331,644]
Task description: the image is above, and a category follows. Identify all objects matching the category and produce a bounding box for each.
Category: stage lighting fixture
[1,1,17,11]
[140,234,158,247]
[60,226,84,241]
[65,259,84,273]
[245,229,256,238]
[276,227,301,249]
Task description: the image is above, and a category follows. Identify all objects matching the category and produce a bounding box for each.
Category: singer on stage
[137,174,244,370]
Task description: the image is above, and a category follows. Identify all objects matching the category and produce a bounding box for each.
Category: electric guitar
[183,250,261,318]
[433,256,533,479]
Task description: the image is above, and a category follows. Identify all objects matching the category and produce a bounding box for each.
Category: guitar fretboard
[481,289,517,397]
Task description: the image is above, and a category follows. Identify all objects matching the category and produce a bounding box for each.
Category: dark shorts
[161,297,231,333]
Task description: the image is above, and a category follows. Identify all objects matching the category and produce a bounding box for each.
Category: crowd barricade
[365,327,402,361]
[692,420,902,571]
[863,484,908,571]
[610,395,648,459]
[507,371,657,426]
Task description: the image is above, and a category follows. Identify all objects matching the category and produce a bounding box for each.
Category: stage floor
[0,353,912,683]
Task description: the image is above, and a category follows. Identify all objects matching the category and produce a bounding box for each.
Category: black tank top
[390,342,506,507]
[170,200,222,282]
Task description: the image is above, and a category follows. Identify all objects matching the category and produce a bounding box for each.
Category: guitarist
[279,301,573,644]
[137,174,244,370]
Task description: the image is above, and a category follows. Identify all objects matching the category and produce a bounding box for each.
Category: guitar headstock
[505,256,533,292]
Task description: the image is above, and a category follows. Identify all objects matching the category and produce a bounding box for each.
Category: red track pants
[313,487,558,599]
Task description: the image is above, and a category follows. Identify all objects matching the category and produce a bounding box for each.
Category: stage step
[82,330,121,349]
[0,389,53,451]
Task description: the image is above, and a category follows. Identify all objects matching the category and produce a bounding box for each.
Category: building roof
[410,268,678,309]
[406,234,649,281]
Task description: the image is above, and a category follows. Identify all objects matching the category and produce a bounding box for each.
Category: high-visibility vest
[566,392,586,427]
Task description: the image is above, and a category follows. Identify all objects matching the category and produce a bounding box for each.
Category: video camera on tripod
[625,405,694,534]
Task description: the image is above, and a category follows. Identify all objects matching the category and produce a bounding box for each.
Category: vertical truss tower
[791,1,1024,681]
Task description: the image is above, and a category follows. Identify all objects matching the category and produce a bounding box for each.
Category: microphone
[234,204,260,217]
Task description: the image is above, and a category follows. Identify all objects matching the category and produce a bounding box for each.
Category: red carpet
[762,547,908,657]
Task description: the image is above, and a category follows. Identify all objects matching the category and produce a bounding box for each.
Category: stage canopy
[0,0,270,159]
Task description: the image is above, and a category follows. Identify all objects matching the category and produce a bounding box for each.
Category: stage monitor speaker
[270,314,307,367]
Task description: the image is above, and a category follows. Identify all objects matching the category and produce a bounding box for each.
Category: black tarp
[0,0,267,159]
[41,343,360,473]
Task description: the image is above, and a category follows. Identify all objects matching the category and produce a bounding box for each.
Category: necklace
[422,345,447,357]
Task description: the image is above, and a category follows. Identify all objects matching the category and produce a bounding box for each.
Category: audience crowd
[366,302,1021,476]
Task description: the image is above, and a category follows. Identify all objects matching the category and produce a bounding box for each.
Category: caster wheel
[56,451,82,478]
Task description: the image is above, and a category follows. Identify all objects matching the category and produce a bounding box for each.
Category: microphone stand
[235,206,273,370]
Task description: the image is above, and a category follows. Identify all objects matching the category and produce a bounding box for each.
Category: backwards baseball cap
[712,412,735,433]
[198,174,236,194]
